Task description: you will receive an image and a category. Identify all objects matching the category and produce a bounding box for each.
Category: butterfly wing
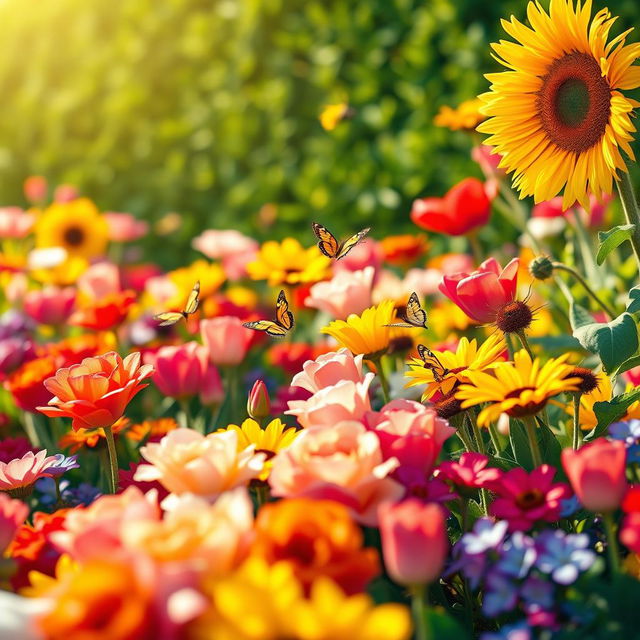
[417,345,448,379]
[154,312,185,327]
[242,320,288,337]
[275,289,294,331]
[312,222,340,259]
[404,292,428,328]
[336,227,370,260]
[183,281,201,315]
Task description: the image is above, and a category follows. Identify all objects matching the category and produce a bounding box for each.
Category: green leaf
[423,607,470,639]
[614,353,640,377]
[588,386,640,440]
[509,420,534,470]
[627,285,640,315]
[596,224,636,265]
[572,312,638,373]
[570,302,595,330]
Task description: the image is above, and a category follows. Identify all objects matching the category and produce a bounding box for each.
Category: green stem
[601,511,621,576]
[467,231,483,265]
[103,425,119,494]
[409,584,430,640]
[488,422,503,455]
[375,357,391,404]
[616,170,640,272]
[571,393,583,450]
[523,416,543,468]
[466,412,486,456]
[22,412,41,448]
[460,497,469,533]
[456,418,475,453]
[551,262,616,319]
[515,329,534,359]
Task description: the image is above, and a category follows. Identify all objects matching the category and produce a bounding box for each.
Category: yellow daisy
[193,558,411,640]
[405,334,506,400]
[434,98,486,131]
[35,198,109,259]
[456,349,581,427]
[219,418,299,480]
[168,259,225,303]
[478,0,640,209]
[321,300,395,360]
[247,238,331,287]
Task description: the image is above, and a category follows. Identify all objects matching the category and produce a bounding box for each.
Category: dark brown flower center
[537,52,611,153]
[63,225,86,247]
[504,387,547,418]
[515,488,545,510]
[434,394,463,419]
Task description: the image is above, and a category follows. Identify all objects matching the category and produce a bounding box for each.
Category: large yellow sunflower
[405,334,506,400]
[478,0,640,209]
[456,349,581,427]
[35,198,109,259]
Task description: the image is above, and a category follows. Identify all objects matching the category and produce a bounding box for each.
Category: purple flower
[0,310,34,338]
[495,531,536,579]
[483,573,519,616]
[36,477,100,507]
[534,530,595,585]
[609,419,640,463]
[481,623,531,640]
[45,454,80,478]
[520,575,555,610]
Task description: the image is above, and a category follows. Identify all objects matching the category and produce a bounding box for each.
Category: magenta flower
[438,453,503,490]
[488,465,570,532]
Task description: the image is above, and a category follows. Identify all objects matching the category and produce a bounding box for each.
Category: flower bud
[529,255,554,280]
[248,380,271,420]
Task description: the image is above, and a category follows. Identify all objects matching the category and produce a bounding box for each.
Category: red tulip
[411,177,492,236]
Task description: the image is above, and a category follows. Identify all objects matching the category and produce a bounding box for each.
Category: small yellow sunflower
[168,260,225,304]
[434,98,486,131]
[247,238,331,287]
[321,300,395,360]
[219,418,299,480]
[319,102,351,131]
[478,0,640,209]
[405,333,506,400]
[456,349,581,427]
[35,198,109,259]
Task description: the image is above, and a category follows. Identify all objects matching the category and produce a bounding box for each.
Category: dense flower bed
[2,1,640,638]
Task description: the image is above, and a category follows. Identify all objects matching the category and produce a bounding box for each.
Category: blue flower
[481,622,531,640]
[520,575,555,610]
[483,573,519,616]
[560,495,581,517]
[609,419,640,463]
[45,453,80,478]
[495,531,536,579]
[534,529,596,585]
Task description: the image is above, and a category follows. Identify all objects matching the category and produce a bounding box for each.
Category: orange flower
[125,418,178,443]
[59,417,130,454]
[252,498,380,595]
[380,234,429,266]
[5,356,58,413]
[45,332,117,363]
[36,560,155,640]
[69,290,136,331]
[38,352,154,431]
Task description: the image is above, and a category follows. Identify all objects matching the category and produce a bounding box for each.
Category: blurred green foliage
[0,0,638,257]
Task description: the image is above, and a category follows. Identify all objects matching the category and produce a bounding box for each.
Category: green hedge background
[0,0,638,258]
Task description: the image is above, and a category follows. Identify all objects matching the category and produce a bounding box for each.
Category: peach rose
[269,421,403,526]
[286,378,372,429]
[305,267,374,319]
[135,429,265,500]
[291,348,372,394]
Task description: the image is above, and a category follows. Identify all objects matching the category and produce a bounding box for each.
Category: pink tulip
[148,342,223,405]
[104,212,149,242]
[269,421,403,526]
[0,207,34,238]
[23,175,48,203]
[364,400,455,476]
[561,439,628,512]
[201,316,253,366]
[247,380,270,419]
[378,500,448,586]
[53,184,79,202]
[471,145,504,179]
[286,378,372,429]
[24,286,76,325]
[305,267,374,319]
[0,493,28,552]
[291,348,371,394]
[439,257,519,323]
[78,261,121,299]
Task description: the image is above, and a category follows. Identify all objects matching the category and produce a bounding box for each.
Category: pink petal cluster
[104,212,149,242]
[0,450,58,495]
[305,267,374,319]
[192,230,258,280]
[147,342,223,406]
[439,257,519,323]
[24,286,76,325]
[0,207,34,238]
[291,348,371,394]
[269,421,403,526]
[0,493,29,551]
[438,453,502,490]
[489,465,570,532]
[562,439,627,513]
[378,500,448,586]
[201,317,254,366]
[135,428,265,500]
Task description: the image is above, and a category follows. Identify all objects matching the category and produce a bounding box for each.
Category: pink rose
[291,348,371,394]
[305,267,374,319]
[192,230,258,280]
[0,207,34,238]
